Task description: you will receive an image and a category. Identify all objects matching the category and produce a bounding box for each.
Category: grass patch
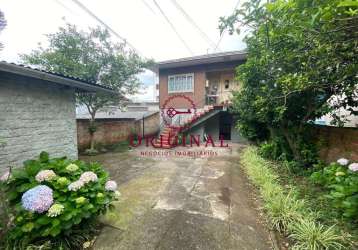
[240,147,348,249]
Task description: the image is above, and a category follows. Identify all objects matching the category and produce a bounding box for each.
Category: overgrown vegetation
[310,160,358,220]
[241,147,351,249]
[222,2,358,246]
[220,0,358,165]
[0,152,119,249]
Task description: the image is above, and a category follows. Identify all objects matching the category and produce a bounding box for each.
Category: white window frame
[168,73,194,93]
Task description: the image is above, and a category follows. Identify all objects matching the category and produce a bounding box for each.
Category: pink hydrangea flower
[337,158,349,166]
[35,170,56,182]
[79,171,98,184]
[105,180,117,191]
[68,180,85,191]
[348,163,358,172]
[0,170,11,182]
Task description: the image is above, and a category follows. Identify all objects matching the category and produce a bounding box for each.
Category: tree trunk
[89,115,96,151]
[281,126,301,162]
[89,128,95,150]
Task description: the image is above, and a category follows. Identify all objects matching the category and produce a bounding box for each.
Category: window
[224,80,230,89]
[168,73,194,93]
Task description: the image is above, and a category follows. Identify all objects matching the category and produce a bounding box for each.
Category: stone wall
[76,112,159,150]
[0,73,78,171]
[313,125,358,162]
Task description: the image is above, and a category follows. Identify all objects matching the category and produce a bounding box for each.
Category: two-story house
[152,51,247,146]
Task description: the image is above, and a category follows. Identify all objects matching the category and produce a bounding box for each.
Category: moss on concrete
[101,170,170,229]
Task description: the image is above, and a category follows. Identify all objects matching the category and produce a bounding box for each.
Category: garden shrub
[310,159,358,220]
[0,152,119,249]
[289,219,345,250]
[259,140,284,161]
[241,147,346,249]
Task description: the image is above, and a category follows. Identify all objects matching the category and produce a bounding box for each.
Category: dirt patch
[218,187,231,206]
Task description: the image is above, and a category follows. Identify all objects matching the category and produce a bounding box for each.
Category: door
[219,112,232,140]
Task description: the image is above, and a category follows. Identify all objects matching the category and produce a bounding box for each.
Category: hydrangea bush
[310,158,358,220]
[0,152,118,247]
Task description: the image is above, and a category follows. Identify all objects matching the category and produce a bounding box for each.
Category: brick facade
[159,71,206,109]
[0,73,78,171]
[158,60,245,109]
[313,125,358,162]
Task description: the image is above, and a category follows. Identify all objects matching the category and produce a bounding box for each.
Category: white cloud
[128,84,156,102]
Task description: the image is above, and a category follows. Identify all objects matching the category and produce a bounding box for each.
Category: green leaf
[84,203,94,210]
[51,218,61,227]
[8,190,19,201]
[11,168,29,179]
[49,226,61,237]
[331,192,345,198]
[21,222,34,232]
[39,151,49,163]
[60,213,72,221]
[338,1,358,7]
[62,221,73,230]
[16,183,36,193]
[73,216,82,225]
[24,160,42,176]
[36,216,51,225]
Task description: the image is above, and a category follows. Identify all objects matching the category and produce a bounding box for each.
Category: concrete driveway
[80,144,275,250]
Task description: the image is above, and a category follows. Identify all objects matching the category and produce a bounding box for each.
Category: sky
[0,0,246,101]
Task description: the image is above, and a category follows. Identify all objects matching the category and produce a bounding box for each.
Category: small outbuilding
[0,62,114,171]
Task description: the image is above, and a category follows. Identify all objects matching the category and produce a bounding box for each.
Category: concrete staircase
[154,105,217,149]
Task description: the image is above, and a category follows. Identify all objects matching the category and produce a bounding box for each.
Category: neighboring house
[76,109,159,150]
[125,101,159,112]
[151,51,247,145]
[315,95,358,128]
[0,62,113,170]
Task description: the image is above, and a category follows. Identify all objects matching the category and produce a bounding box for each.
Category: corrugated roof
[0,61,115,94]
[76,109,158,120]
[151,50,247,71]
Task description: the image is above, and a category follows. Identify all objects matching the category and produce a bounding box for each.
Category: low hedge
[240,147,346,250]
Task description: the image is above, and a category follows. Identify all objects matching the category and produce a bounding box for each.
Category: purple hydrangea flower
[105,180,118,191]
[21,185,53,213]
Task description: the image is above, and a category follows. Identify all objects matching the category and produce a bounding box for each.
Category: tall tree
[220,0,358,164]
[22,24,151,152]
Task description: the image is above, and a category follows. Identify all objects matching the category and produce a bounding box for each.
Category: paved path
[81,144,274,250]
